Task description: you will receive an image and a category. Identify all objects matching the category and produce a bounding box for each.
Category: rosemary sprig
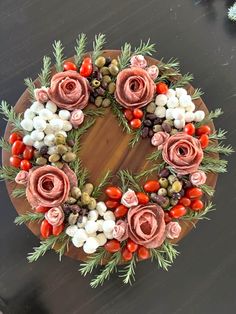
[0,166,19,181]
[118,169,142,192]
[38,56,51,87]
[70,159,89,189]
[196,108,223,127]
[78,168,89,190]
[200,157,228,173]
[209,129,227,141]
[133,39,156,56]
[150,248,171,271]
[136,162,165,179]
[14,212,44,225]
[161,242,179,263]
[90,251,121,288]
[119,256,137,285]
[84,107,105,118]
[204,143,234,156]
[12,187,26,198]
[181,202,216,223]
[191,88,204,100]
[92,33,106,62]
[0,100,24,133]
[80,248,107,276]
[147,149,162,162]
[53,40,65,72]
[110,100,131,133]
[172,73,194,88]
[129,128,142,148]
[118,42,132,69]
[0,137,11,152]
[158,57,180,72]
[92,170,112,198]
[74,33,87,66]
[55,236,70,261]
[200,184,215,197]
[24,78,35,101]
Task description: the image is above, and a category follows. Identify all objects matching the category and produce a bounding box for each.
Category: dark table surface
[0,0,236,313]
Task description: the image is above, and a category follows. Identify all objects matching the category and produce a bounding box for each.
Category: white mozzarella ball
[166,88,176,98]
[44,134,55,146]
[77,216,88,228]
[62,121,73,132]
[24,109,35,120]
[59,110,71,120]
[33,141,44,150]
[30,101,44,114]
[96,202,107,216]
[39,108,53,120]
[96,233,107,246]
[66,225,78,237]
[194,110,205,122]
[73,228,88,243]
[50,118,64,131]
[72,237,84,248]
[23,134,34,146]
[83,237,99,254]
[85,221,98,234]
[102,220,115,233]
[103,211,115,221]
[96,219,104,232]
[46,101,57,113]
[20,119,34,131]
[31,130,44,141]
[47,146,58,155]
[104,231,114,239]
[44,124,54,135]
[33,117,47,131]
[55,130,67,138]
[155,106,166,118]
[88,210,99,221]
[166,108,174,120]
[175,88,187,98]
[172,108,185,120]
[155,94,167,107]
[185,112,195,123]
[166,96,179,109]
[179,95,192,108]
[174,119,185,129]
[186,102,196,112]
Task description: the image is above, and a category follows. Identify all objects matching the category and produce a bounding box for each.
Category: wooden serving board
[2,50,218,262]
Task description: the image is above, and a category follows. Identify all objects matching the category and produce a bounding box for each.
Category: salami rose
[48,70,90,111]
[162,132,203,175]
[165,221,181,239]
[151,131,170,149]
[113,220,128,242]
[115,67,155,109]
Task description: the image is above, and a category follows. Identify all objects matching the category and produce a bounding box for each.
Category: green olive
[109,64,119,76]
[146,102,156,113]
[100,66,110,75]
[167,186,174,197]
[111,59,118,66]
[163,119,174,126]
[62,152,76,163]
[68,213,79,225]
[67,197,77,205]
[92,79,101,88]
[159,178,169,188]
[95,96,103,107]
[171,129,178,135]
[36,157,47,165]
[172,180,182,193]
[108,82,116,94]
[162,197,170,208]
[170,198,179,206]
[168,174,178,185]
[57,144,68,155]
[51,161,64,169]
[102,98,111,107]
[34,150,41,158]
[153,125,162,133]
[49,154,60,163]
[71,187,82,199]
[81,192,91,205]
[95,56,106,68]
[102,75,112,83]
[88,197,97,210]
[158,188,167,196]
[82,183,94,196]
[55,134,66,145]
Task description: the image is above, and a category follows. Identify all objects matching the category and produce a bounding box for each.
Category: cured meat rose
[162,132,203,175]
[113,220,128,242]
[26,165,70,207]
[115,67,155,109]
[48,70,90,110]
[62,164,78,188]
[127,203,166,249]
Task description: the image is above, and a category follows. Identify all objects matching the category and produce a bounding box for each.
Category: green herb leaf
[191,88,204,100]
[119,256,136,285]
[133,39,156,56]
[93,170,112,198]
[118,43,132,69]
[80,248,107,276]
[38,56,51,87]
[53,40,65,72]
[74,33,87,66]
[204,143,234,156]
[0,137,11,152]
[196,108,223,127]
[181,202,216,224]
[14,212,44,225]
[0,165,20,181]
[0,100,24,133]
[12,187,26,198]
[92,33,106,62]
[24,78,36,101]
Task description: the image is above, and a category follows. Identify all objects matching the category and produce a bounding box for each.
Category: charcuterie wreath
[0,34,233,288]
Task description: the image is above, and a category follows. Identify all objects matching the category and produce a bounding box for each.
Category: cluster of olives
[34,134,76,168]
[88,56,119,107]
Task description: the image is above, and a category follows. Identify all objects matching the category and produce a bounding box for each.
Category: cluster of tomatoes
[184,123,211,149]
[63,58,93,77]
[123,108,144,130]
[36,206,64,238]
[9,132,34,171]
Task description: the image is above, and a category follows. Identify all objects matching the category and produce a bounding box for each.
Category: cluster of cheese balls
[154,87,205,129]
[20,101,73,151]
[65,201,115,254]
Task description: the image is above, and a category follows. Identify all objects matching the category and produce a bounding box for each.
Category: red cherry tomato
[133,108,144,119]
[23,146,34,160]
[185,187,203,199]
[10,155,22,168]
[124,109,134,121]
[196,125,211,136]
[130,118,142,129]
[144,180,160,193]
[170,204,187,218]
[80,63,93,77]
[52,224,64,236]
[179,197,191,207]
[105,186,122,200]
[136,192,149,204]
[63,61,78,71]
[156,82,168,94]
[191,199,204,211]
[184,123,195,136]
[199,134,209,149]
[104,239,121,253]
[137,246,150,260]
[114,205,128,218]
[40,220,52,238]
[127,239,138,253]
[35,206,50,213]
[9,132,22,145]
[20,159,32,171]
[11,140,25,155]
[164,212,172,224]
[105,200,119,209]
[82,57,92,64]
[122,248,133,261]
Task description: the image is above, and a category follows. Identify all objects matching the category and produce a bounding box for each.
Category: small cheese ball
[30,101,44,114]
[58,110,71,120]
[46,101,57,113]
[21,119,34,132]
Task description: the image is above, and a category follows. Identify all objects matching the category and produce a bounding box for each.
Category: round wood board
[2,50,218,262]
